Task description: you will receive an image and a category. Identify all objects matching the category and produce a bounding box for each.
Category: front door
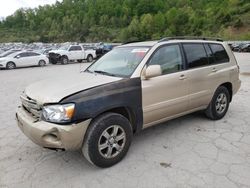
[142,44,189,128]
[15,52,30,67]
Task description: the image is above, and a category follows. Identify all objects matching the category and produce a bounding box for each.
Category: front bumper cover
[16,106,91,150]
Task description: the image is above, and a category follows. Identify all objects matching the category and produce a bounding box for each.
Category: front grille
[48,53,60,64]
[20,94,41,119]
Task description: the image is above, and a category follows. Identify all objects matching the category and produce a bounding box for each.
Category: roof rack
[158,36,223,43]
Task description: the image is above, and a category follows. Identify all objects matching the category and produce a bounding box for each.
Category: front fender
[60,78,143,132]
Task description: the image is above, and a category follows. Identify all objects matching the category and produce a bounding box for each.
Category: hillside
[0,0,249,43]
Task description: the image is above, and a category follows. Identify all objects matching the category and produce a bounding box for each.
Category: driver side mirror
[144,65,162,79]
[15,55,21,59]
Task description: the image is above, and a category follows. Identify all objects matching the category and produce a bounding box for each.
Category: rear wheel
[6,62,16,70]
[205,86,230,120]
[82,113,132,168]
[87,55,93,62]
[38,60,46,67]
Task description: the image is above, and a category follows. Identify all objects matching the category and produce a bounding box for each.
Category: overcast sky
[0,0,61,18]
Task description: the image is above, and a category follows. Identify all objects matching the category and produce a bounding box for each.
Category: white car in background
[0,51,49,70]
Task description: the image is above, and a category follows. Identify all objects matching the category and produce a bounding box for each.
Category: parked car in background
[0,49,22,58]
[35,48,53,55]
[0,51,49,70]
[16,37,241,167]
[95,43,119,59]
[240,43,250,52]
[231,43,245,52]
[48,45,96,64]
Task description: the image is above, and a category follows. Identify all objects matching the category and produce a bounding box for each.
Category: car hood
[49,50,67,54]
[0,57,11,61]
[24,72,122,105]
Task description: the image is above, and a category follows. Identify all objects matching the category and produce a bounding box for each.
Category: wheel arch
[6,61,16,68]
[61,54,68,59]
[219,82,233,102]
[39,59,46,64]
[93,107,137,133]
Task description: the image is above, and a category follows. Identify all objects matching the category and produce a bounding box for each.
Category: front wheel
[6,62,16,70]
[205,86,230,120]
[61,56,69,64]
[82,113,132,168]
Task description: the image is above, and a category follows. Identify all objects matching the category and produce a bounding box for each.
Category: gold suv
[16,37,241,167]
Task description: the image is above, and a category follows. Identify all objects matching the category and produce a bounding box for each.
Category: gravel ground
[0,54,250,188]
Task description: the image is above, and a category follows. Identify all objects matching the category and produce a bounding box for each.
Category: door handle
[179,74,187,80]
[212,68,218,72]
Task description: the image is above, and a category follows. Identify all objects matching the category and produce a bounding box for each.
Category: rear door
[68,46,83,60]
[183,43,230,110]
[27,52,41,66]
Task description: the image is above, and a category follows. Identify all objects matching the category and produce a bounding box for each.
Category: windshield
[87,47,149,77]
[59,45,69,50]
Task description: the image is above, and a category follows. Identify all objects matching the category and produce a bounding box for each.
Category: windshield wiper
[93,70,116,77]
[84,69,93,73]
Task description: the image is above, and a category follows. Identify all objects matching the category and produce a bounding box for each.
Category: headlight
[42,103,75,123]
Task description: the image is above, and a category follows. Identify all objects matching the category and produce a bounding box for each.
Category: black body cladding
[60,78,143,132]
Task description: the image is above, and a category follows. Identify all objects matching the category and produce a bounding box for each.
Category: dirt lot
[0,53,250,188]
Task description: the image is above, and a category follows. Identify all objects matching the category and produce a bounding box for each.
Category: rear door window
[209,44,229,63]
[204,44,216,64]
[183,43,209,68]
[69,46,82,51]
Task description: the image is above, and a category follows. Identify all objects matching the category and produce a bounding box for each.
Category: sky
[0,0,61,18]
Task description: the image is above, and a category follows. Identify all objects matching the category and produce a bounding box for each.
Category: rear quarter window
[209,44,229,63]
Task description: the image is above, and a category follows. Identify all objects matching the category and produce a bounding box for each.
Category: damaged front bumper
[16,106,91,150]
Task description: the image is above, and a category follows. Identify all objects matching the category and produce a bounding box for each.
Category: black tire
[205,86,230,120]
[82,113,133,168]
[6,62,16,70]
[50,60,57,64]
[38,60,46,67]
[61,56,69,64]
[87,55,93,62]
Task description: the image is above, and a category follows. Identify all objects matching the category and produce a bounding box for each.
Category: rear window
[209,44,229,63]
[183,43,209,68]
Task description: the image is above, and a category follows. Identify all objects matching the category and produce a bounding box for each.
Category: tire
[87,55,93,62]
[6,62,16,70]
[82,113,133,168]
[61,56,69,64]
[205,86,230,120]
[38,60,46,67]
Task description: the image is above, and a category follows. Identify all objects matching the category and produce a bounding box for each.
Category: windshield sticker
[131,48,149,53]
